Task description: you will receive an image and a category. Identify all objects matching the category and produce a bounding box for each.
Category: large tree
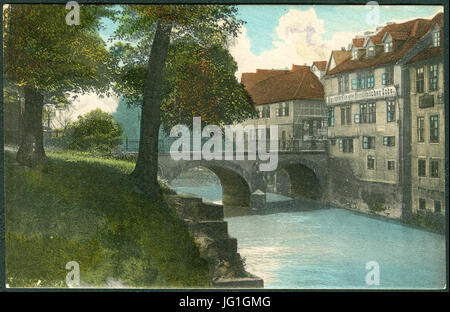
[3,4,112,167]
[112,5,251,196]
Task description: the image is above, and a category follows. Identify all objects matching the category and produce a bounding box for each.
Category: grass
[4,150,210,288]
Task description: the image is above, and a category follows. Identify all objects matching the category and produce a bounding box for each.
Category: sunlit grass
[5,150,210,288]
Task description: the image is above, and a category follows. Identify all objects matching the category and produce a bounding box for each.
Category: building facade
[239,65,327,152]
[322,13,443,219]
[406,20,445,223]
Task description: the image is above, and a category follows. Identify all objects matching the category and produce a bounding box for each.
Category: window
[387,161,395,170]
[367,156,375,170]
[284,103,289,116]
[328,108,335,126]
[433,31,440,47]
[416,67,424,93]
[367,71,375,88]
[362,136,375,149]
[368,102,376,123]
[352,49,358,60]
[330,139,336,146]
[357,72,366,89]
[417,117,425,142]
[384,42,392,53]
[338,76,344,93]
[382,66,394,85]
[344,74,349,92]
[434,200,441,213]
[342,138,353,153]
[351,77,358,90]
[430,115,439,143]
[262,106,270,118]
[341,108,346,125]
[360,103,368,123]
[346,106,352,125]
[430,159,439,178]
[419,198,426,210]
[339,138,354,153]
[418,159,426,177]
[276,103,289,117]
[367,46,375,57]
[383,136,395,146]
[429,64,438,91]
[386,100,396,122]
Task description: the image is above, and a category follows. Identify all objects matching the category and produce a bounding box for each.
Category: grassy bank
[5,150,210,288]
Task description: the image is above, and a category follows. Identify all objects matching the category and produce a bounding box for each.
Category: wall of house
[408,58,445,218]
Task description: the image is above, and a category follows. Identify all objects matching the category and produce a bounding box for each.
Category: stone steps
[188,220,228,239]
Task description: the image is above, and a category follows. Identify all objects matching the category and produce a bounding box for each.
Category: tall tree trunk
[16,86,46,168]
[131,20,172,196]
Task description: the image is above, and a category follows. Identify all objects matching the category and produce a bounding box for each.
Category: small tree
[66,109,123,153]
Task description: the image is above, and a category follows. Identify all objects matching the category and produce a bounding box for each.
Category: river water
[170,174,446,290]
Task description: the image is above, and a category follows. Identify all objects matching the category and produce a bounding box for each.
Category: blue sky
[236,5,443,56]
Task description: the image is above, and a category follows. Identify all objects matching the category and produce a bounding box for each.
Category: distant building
[322,12,443,219]
[240,65,327,152]
[325,49,351,73]
[311,61,327,79]
[406,15,444,222]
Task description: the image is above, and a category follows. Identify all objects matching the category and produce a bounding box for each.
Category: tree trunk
[131,20,173,196]
[16,86,46,168]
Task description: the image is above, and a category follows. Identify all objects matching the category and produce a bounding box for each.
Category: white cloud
[65,93,119,121]
[230,6,443,80]
[230,8,357,80]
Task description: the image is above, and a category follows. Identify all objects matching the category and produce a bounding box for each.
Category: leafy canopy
[3,4,113,96]
[110,5,255,130]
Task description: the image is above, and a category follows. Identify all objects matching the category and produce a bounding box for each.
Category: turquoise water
[171,184,446,289]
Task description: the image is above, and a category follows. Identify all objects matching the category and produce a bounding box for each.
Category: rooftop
[241,65,324,105]
[326,12,443,76]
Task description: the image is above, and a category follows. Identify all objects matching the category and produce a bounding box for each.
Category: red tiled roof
[241,69,290,90]
[325,12,443,76]
[407,46,443,64]
[313,61,327,71]
[352,38,365,48]
[242,66,324,105]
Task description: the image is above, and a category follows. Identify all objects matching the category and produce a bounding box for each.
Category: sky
[64,4,443,123]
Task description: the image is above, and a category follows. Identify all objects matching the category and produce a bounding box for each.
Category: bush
[65,109,123,153]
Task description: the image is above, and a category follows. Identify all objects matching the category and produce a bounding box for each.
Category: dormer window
[384,42,392,53]
[433,31,440,47]
[367,46,375,57]
[352,49,358,60]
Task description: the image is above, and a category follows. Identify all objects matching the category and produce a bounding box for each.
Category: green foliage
[3,4,112,95]
[64,109,123,153]
[110,5,254,130]
[362,191,386,213]
[6,233,102,287]
[4,151,210,288]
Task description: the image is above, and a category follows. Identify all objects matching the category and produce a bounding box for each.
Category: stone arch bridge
[158,151,329,209]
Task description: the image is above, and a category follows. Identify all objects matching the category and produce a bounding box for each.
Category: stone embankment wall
[166,194,264,288]
[326,157,403,219]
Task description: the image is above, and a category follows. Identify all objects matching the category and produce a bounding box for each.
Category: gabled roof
[352,38,365,48]
[312,61,327,71]
[325,12,443,76]
[241,69,290,90]
[241,65,324,105]
[326,50,351,72]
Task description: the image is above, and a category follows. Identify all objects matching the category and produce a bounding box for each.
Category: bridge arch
[162,160,253,207]
[277,157,327,200]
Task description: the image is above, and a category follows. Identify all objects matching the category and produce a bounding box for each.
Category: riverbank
[4,150,210,288]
